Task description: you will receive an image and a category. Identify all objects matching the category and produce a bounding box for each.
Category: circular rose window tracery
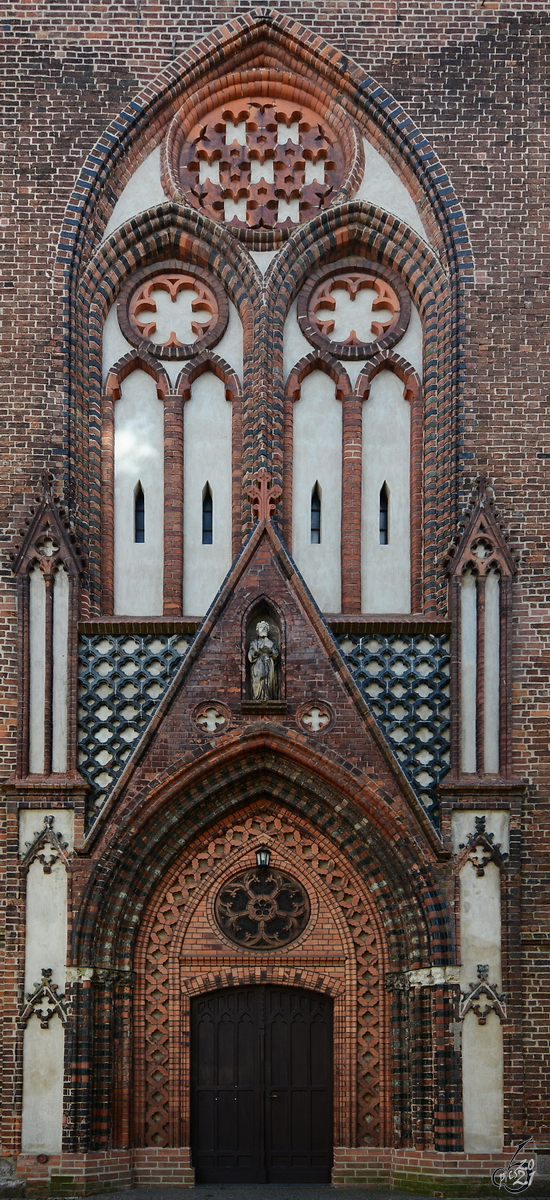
[117,260,229,360]
[162,72,366,247]
[214,866,311,949]
[297,257,411,359]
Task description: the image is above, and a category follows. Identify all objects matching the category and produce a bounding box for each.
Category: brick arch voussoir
[286,351,352,402]
[78,208,257,608]
[104,348,171,401]
[174,353,241,403]
[266,207,447,320]
[267,207,453,609]
[73,735,452,974]
[354,353,422,403]
[55,12,472,300]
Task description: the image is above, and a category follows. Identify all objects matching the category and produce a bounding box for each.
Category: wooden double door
[190,985,333,1184]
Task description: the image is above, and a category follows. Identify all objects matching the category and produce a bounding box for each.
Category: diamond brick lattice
[337,632,450,826]
[78,632,192,827]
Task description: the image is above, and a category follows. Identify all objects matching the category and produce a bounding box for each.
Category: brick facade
[2,3,550,1192]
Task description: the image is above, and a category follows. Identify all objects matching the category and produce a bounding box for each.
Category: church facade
[2,3,550,1192]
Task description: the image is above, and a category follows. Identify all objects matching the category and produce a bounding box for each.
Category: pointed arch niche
[58,10,471,618]
[446,480,516,778]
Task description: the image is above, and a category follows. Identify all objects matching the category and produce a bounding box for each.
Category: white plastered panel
[292,370,342,612]
[114,369,164,615]
[356,138,429,242]
[20,807,73,1155]
[460,570,477,772]
[22,1019,64,1153]
[361,370,410,613]
[51,566,69,773]
[459,856,505,1152]
[28,566,46,774]
[484,569,500,773]
[102,145,165,241]
[183,372,232,616]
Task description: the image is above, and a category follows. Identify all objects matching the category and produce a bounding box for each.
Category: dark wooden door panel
[191,988,265,1183]
[191,984,332,1185]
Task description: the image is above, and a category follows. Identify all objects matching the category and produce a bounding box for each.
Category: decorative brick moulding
[297,258,411,359]
[161,72,364,246]
[117,259,229,360]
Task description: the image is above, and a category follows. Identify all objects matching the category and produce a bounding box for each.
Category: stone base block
[332,1146,514,1193]
[16,1150,194,1196]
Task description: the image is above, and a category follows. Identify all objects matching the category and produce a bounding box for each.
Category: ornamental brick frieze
[297,258,411,360]
[162,83,363,245]
[117,260,229,360]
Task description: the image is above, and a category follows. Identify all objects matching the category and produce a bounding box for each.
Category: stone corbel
[457,815,508,876]
[21,814,70,874]
[460,964,506,1025]
[20,968,68,1029]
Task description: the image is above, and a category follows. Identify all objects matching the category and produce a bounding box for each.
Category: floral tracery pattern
[118,260,228,360]
[176,98,345,235]
[297,258,411,359]
[215,867,310,948]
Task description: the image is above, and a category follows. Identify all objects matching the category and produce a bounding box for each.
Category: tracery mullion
[341,392,362,613]
[100,391,115,615]
[163,393,184,616]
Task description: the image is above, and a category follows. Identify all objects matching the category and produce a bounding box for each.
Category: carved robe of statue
[248,620,279,701]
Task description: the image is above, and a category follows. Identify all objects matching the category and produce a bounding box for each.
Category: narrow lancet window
[202,484,213,544]
[311,483,321,544]
[134,482,145,543]
[379,483,389,545]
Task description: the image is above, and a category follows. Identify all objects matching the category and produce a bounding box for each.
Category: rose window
[298,258,411,359]
[118,260,228,359]
[175,98,345,234]
[214,866,310,949]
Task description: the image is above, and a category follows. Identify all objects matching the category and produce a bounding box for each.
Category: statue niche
[246,610,281,702]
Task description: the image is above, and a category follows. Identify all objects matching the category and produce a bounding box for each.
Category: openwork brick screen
[78,632,192,825]
[336,632,450,826]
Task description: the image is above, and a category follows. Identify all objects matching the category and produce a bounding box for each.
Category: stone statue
[248,620,279,701]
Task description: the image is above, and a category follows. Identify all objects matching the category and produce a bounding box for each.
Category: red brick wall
[2,0,550,1160]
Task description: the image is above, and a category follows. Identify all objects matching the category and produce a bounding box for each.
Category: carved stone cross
[246,468,282,522]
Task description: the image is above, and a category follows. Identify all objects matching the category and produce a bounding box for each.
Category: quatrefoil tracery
[118,260,229,360]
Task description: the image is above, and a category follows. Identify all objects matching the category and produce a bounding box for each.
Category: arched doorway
[191,985,333,1184]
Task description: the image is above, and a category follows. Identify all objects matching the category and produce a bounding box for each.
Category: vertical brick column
[100,392,115,615]
[163,393,183,616]
[341,392,362,613]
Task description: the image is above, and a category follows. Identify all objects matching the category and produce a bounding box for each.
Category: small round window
[214,866,310,950]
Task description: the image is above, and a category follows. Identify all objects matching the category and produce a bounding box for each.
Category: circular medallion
[192,700,231,735]
[117,260,229,360]
[297,258,411,359]
[162,77,364,247]
[296,701,334,735]
[214,866,311,949]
